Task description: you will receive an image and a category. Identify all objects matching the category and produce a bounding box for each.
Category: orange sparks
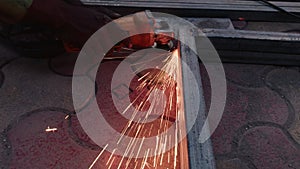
[89,48,185,169]
[65,115,70,120]
[45,126,58,132]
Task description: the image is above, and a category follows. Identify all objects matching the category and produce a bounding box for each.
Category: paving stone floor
[0,39,300,169]
[201,64,300,169]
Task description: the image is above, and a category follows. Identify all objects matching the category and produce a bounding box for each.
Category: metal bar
[215,50,300,66]
[202,29,300,41]
[196,29,300,65]
[81,0,300,22]
[180,29,216,169]
[82,0,300,11]
[177,45,191,169]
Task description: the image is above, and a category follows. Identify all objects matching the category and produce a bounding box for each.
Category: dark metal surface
[197,29,300,65]
[179,27,216,168]
[81,0,300,22]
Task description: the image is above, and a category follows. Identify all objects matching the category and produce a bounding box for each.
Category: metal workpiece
[81,0,300,22]
[200,29,300,65]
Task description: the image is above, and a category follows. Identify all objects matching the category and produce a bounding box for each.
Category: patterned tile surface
[1,39,300,169]
[201,64,300,169]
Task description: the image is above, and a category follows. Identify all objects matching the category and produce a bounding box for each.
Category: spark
[133,162,139,169]
[148,124,154,136]
[64,115,70,120]
[106,149,117,165]
[141,148,150,169]
[91,48,184,168]
[135,137,146,159]
[117,153,126,169]
[88,144,108,169]
[45,126,58,132]
[168,151,170,163]
[107,157,116,169]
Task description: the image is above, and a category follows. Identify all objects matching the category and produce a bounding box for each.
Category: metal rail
[81,0,300,22]
[200,29,300,65]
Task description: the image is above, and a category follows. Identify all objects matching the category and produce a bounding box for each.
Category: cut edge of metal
[81,0,300,12]
[179,30,216,168]
[202,29,300,41]
[81,0,300,22]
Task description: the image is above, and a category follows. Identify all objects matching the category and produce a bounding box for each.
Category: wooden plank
[81,0,300,22]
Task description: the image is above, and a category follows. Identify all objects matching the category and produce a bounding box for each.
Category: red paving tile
[95,61,133,133]
[0,58,75,131]
[201,63,300,169]
[5,109,148,169]
[239,125,300,169]
[0,44,17,90]
[70,114,179,169]
[2,40,300,169]
[212,84,289,155]
[95,60,177,134]
[0,43,18,68]
[0,133,10,168]
[201,65,290,155]
[6,109,101,169]
[266,68,300,144]
[216,158,250,169]
[223,64,274,88]
[49,53,80,77]
[0,70,3,88]
[70,114,100,150]
[70,60,180,168]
